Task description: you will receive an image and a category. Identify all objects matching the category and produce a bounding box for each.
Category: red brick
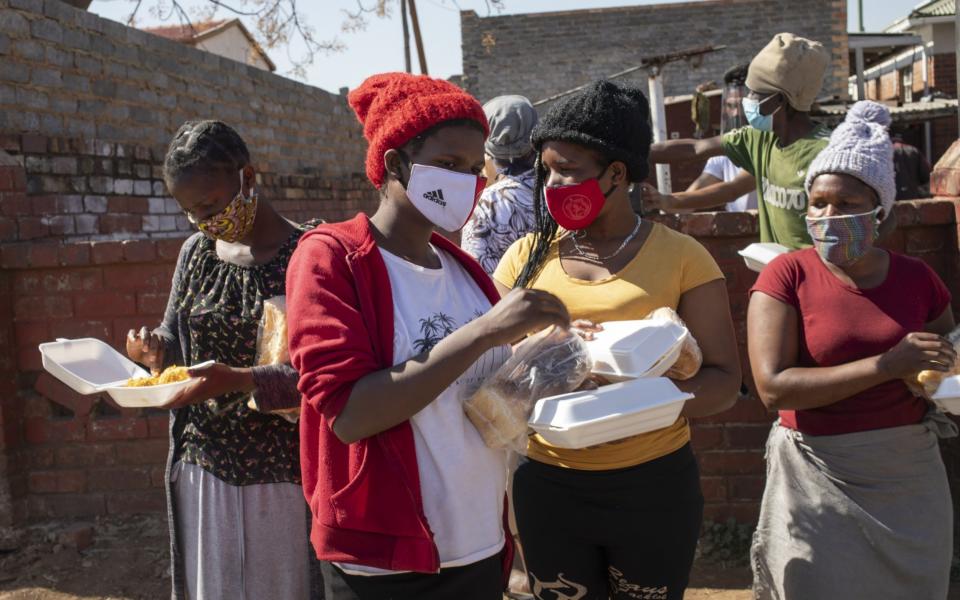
[894,202,920,227]
[40,268,103,293]
[146,413,169,438]
[23,416,87,444]
[700,476,728,503]
[29,195,57,215]
[102,264,173,292]
[28,242,60,268]
[698,450,766,476]
[28,469,87,494]
[917,200,955,225]
[58,524,95,551]
[91,241,123,265]
[27,470,58,494]
[99,215,141,234]
[0,243,29,269]
[55,442,116,468]
[87,466,152,491]
[74,291,136,318]
[14,295,73,320]
[156,238,186,261]
[21,134,47,154]
[0,217,16,241]
[114,438,168,465]
[34,372,97,417]
[14,321,49,347]
[702,502,760,526]
[905,228,947,254]
[121,239,157,263]
[689,424,724,451]
[87,416,149,441]
[149,465,166,488]
[106,196,129,213]
[27,493,106,520]
[700,395,774,425]
[49,319,112,342]
[724,424,771,450]
[728,476,765,501]
[136,292,168,315]
[0,192,31,216]
[18,346,43,371]
[18,216,49,240]
[106,490,165,514]
[59,243,91,267]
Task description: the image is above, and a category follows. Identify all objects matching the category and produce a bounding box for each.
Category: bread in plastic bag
[465,326,591,450]
[915,326,960,397]
[645,307,702,380]
[247,296,299,423]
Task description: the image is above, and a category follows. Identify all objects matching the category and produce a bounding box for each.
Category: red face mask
[544,171,613,231]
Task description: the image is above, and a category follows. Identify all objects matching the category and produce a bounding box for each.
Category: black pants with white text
[513,444,703,600]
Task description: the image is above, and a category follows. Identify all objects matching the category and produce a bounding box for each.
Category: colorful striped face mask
[805,207,881,266]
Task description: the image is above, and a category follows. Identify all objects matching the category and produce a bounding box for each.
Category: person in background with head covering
[747,101,957,599]
[644,64,759,213]
[650,33,836,247]
[286,73,570,600]
[462,95,539,274]
[892,131,931,200]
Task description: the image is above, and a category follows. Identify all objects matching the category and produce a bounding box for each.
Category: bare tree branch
[126,0,503,79]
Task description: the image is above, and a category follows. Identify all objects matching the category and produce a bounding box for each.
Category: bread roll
[646,307,702,380]
[257,296,288,366]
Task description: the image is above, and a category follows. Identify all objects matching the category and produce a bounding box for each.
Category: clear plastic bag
[915,326,960,398]
[465,326,591,451]
[645,307,702,380]
[247,296,299,423]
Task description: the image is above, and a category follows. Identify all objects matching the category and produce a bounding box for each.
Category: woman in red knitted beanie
[286,72,569,600]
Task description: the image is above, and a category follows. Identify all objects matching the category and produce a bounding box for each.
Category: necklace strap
[570,214,643,262]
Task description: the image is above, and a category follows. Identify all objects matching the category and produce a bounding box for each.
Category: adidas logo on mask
[423,189,446,207]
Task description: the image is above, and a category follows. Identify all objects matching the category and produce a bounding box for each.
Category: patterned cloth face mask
[188,170,258,243]
[805,207,881,266]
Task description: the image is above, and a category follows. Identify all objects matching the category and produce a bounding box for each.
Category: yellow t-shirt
[494,222,724,470]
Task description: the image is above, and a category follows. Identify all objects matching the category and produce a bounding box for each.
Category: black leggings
[513,444,703,600]
[320,554,502,600]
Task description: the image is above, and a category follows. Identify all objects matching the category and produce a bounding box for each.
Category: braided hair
[163,120,250,185]
[514,81,653,289]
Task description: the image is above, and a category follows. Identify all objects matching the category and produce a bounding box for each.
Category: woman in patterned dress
[125,120,320,600]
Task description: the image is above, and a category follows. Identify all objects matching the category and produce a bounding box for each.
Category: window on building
[901,67,914,103]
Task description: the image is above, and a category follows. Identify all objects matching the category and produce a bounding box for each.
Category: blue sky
[89,0,924,93]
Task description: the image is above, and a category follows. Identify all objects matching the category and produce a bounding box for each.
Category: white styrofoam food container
[585,319,687,381]
[931,375,960,415]
[38,338,211,408]
[738,243,789,273]
[528,377,693,449]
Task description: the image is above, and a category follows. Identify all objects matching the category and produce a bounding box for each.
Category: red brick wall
[6,141,958,524]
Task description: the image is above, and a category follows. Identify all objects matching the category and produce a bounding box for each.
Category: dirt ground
[0,514,953,600]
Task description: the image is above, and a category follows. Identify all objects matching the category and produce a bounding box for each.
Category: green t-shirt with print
[722,125,831,249]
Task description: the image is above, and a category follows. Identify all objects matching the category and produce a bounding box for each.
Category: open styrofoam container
[585,319,687,381]
[528,377,693,449]
[38,338,211,408]
[931,375,960,415]
[738,243,789,273]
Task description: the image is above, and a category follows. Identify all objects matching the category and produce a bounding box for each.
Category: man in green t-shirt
[649,33,831,249]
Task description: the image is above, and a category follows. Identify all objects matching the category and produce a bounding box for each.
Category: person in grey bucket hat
[462,95,540,274]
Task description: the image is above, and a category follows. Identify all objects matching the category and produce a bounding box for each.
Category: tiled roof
[911,0,955,18]
[141,19,227,43]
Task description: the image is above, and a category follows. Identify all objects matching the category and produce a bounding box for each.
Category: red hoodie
[286,213,513,578]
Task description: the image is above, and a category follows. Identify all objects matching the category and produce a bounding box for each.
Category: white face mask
[404,163,485,232]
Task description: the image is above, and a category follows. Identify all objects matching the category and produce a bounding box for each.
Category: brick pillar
[0,151,28,526]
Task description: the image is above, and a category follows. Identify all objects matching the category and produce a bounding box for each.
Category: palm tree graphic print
[413,312,458,353]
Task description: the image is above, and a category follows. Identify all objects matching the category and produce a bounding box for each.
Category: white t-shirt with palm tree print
[352,244,510,574]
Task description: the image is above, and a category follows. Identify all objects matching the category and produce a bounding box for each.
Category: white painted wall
[195,25,271,71]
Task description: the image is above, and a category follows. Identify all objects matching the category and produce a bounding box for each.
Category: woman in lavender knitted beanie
[746,100,958,599]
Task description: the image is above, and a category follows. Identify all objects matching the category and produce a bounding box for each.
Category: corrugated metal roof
[813,99,958,123]
[911,0,954,18]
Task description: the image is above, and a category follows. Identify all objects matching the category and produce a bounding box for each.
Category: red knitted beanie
[348,73,489,189]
